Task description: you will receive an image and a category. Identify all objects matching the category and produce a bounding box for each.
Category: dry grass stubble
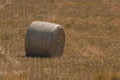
[0,0,120,80]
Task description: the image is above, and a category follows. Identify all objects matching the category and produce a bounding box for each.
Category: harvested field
[0,0,120,80]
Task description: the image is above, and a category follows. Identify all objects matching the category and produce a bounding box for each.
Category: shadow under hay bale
[26,52,52,58]
[25,21,65,57]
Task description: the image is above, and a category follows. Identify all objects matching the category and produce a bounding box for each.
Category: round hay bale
[25,21,65,57]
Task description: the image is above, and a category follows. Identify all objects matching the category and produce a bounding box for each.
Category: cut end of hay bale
[25,21,65,57]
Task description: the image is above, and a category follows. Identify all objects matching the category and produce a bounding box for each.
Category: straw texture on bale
[25,21,65,57]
